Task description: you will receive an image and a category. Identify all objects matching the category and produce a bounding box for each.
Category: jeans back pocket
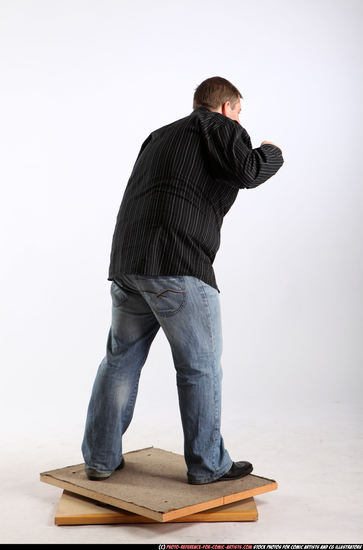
[110,281,128,308]
[135,275,187,318]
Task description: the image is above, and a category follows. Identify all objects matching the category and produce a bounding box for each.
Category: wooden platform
[55,490,258,524]
[40,446,278,523]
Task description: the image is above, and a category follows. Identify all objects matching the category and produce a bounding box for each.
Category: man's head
[193,76,243,124]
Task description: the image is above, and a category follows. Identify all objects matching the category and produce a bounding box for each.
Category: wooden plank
[55,490,258,524]
[40,446,277,523]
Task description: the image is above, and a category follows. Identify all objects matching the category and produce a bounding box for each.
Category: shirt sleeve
[207,121,284,189]
[135,133,153,162]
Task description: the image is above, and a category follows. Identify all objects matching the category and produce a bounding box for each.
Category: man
[81,76,284,485]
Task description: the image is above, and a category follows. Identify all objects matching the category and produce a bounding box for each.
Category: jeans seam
[123,371,141,425]
[199,283,219,471]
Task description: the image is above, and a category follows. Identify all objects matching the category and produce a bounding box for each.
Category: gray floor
[1,400,362,543]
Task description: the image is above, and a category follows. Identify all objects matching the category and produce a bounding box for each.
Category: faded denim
[81,274,233,484]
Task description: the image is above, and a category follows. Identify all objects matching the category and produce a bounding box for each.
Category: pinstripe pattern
[108,106,284,293]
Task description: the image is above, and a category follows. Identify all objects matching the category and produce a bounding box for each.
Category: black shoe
[86,457,125,481]
[216,461,253,481]
[116,457,125,470]
[188,461,253,485]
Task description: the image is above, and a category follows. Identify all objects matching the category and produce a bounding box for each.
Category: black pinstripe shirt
[108,106,284,293]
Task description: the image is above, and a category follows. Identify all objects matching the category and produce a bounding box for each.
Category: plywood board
[40,446,277,523]
[55,490,258,524]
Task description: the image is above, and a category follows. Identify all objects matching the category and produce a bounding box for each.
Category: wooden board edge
[55,509,258,525]
[55,513,143,525]
[223,480,278,505]
[162,481,277,522]
[40,473,163,523]
[54,491,258,525]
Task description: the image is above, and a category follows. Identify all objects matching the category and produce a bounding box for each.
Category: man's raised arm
[206,122,284,189]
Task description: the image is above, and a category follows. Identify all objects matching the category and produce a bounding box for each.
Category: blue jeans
[81,274,233,484]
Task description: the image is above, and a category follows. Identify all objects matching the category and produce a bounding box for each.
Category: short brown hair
[193,76,243,111]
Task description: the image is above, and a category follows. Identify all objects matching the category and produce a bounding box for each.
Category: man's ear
[221,102,228,116]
